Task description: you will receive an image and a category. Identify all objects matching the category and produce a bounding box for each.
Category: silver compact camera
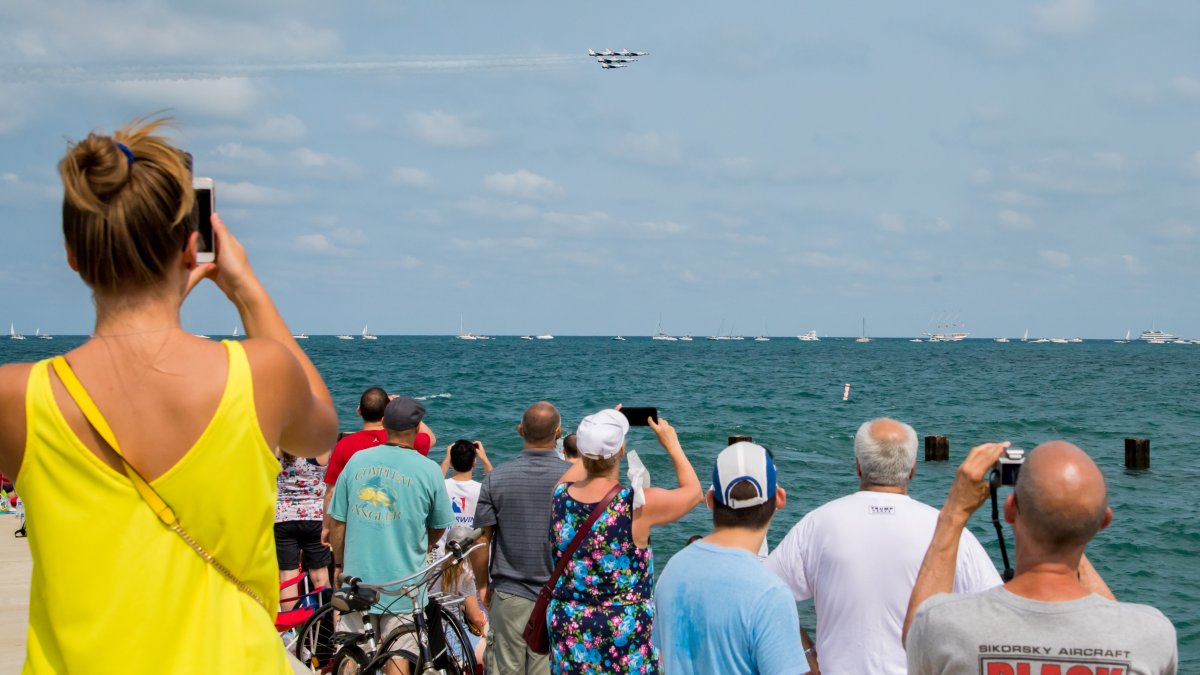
[996,447,1025,487]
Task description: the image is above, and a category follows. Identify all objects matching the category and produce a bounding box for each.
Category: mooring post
[925,435,949,461]
[1124,438,1150,470]
[728,435,753,446]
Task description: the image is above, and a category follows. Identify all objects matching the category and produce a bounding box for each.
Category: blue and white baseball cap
[712,442,777,509]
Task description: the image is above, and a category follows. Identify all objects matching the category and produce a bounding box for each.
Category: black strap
[546,483,623,590]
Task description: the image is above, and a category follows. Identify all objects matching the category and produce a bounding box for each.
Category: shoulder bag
[523,482,623,654]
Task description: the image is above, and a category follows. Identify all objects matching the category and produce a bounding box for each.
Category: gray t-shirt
[472,449,570,600]
[908,585,1178,675]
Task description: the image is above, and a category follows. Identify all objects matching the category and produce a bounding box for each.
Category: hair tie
[116,142,135,166]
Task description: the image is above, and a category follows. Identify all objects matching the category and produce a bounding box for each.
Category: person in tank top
[0,117,338,673]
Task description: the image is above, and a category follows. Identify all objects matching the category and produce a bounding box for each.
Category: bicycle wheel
[292,603,338,672]
[426,607,478,675]
[330,644,369,674]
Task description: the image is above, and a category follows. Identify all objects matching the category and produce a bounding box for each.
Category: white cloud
[292,148,360,177]
[988,190,1039,208]
[1039,249,1072,268]
[615,132,684,167]
[1152,219,1197,241]
[0,84,34,136]
[0,171,58,206]
[1033,0,1095,36]
[219,181,290,205]
[214,143,275,167]
[199,114,307,144]
[1172,76,1200,99]
[408,111,493,148]
[390,167,434,189]
[0,3,339,62]
[484,169,564,200]
[1119,255,1146,275]
[1009,152,1128,196]
[638,221,688,236]
[998,210,1036,230]
[878,212,906,233]
[105,77,264,118]
[293,234,341,254]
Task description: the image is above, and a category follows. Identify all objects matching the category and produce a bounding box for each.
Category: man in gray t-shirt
[470,401,569,675]
[903,441,1177,674]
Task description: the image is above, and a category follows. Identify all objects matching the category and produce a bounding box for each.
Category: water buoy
[842,383,851,401]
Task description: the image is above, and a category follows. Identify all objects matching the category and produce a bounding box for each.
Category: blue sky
[1,0,1198,338]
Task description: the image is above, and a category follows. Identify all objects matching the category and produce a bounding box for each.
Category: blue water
[5,336,1197,666]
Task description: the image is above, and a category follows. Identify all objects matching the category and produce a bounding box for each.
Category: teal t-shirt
[329,445,453,613]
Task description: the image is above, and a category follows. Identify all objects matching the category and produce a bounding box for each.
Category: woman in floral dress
[548,409,702,674]
[275,449,332,606]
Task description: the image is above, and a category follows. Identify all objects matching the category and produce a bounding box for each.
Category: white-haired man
[764,418,1001,674]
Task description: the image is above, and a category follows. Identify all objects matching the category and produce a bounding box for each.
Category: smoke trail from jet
[0,54,581,83]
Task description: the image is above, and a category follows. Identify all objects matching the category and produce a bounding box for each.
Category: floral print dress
[547,483,657,674]
[275,456,326,523]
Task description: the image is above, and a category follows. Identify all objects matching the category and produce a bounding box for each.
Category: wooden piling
[1124,438,1150,470]
[728,435,753,446]
[925,435,949,462]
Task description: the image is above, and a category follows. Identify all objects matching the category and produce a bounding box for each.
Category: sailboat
[9,322,25,340]
[1020,329,1029,343]
[1114,329,1130,344]
[35,328,52,340]
[232,326,241,338]
[855,318,872,343]
[456,315,480,341]
[361,324,377,340]
[652,314,678,341]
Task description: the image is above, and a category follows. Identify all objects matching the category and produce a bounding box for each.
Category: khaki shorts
[371,613,419,656]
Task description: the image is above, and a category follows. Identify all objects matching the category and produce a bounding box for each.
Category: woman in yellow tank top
[0,117,338,673]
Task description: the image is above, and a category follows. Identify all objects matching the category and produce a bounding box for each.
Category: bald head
[854,418,918,487]
[520,401,561,447]
[1014,441,1110,553]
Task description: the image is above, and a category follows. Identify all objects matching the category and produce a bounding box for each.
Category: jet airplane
[599,62,628,69]
[615,49,649,56]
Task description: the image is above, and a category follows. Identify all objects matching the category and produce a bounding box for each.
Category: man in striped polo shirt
[471,401,569,675]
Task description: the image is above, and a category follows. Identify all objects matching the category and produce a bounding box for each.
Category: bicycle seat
[331,586,379,612]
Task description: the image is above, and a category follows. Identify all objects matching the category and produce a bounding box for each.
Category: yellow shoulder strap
[49,356,179,527]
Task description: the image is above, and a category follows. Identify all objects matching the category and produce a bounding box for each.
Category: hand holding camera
[941,442,1010,525]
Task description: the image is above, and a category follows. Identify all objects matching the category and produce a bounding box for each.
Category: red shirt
[323,428,431,487]
[323,429,388,487]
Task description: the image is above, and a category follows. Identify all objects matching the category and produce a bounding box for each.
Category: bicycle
[294,530,484,675]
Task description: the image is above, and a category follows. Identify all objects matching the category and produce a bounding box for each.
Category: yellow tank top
[18,341,289,674]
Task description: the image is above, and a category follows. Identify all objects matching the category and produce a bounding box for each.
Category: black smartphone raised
[193,177,215,263]
[619,407,658,426]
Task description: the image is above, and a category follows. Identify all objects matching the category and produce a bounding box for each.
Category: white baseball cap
[575,409,629,459]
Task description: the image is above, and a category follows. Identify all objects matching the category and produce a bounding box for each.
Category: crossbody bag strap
[49,356,269,614]
[546,483,624,588]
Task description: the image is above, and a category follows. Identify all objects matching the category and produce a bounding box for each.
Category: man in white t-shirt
[439,439,493,532]
[765,418,1001,675]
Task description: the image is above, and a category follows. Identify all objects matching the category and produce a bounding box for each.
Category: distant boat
[754,335,770,342]
[1021,329,1029,343]
[9,322,25,341]
[456,315,481,340]
[193,334,210,339]
[35,328,52,340]
[1140,329,1177,342]
[652,314,678,341]
[1067,337,1083,343]
[1031,338,1050,344]
[1114,329,1130,344]
[994,337,1010,343]
[679,335,693,342]
[612,336,626,341]
[535,334,554,340]
[361,325,377,341]
[855,318,871,343]
[520,335,534,340]
[708,320,731,341]
[797,330,819,342]
[910,338,923,343]
[292,333,308,340]
[232,326,241,338]
[1049,338,1069,344]
[335,333,355,340]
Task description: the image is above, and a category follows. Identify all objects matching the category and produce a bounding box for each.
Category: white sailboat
[1021,329,1029,343]
[652,315,678,341]
[361,324,377,340]
[35,328,52,340]
[855,318,872,343]
[232,326,241,338]
[8,322,25,340]
[1114,329,1130,344]
[456,315,480,341]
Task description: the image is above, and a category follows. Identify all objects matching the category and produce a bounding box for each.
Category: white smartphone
[193,177,215,263]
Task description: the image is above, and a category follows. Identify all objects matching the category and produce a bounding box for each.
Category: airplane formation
[588,48,649,70]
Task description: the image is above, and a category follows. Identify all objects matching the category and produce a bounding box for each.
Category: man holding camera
[903,441,1177,674]
[764,418,1001,674]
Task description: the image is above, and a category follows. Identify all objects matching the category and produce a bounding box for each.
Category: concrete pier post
[1125,438,1150,470]
[925,435,949,462]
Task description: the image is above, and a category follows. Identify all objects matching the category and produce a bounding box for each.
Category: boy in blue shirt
[654,442,812,674]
